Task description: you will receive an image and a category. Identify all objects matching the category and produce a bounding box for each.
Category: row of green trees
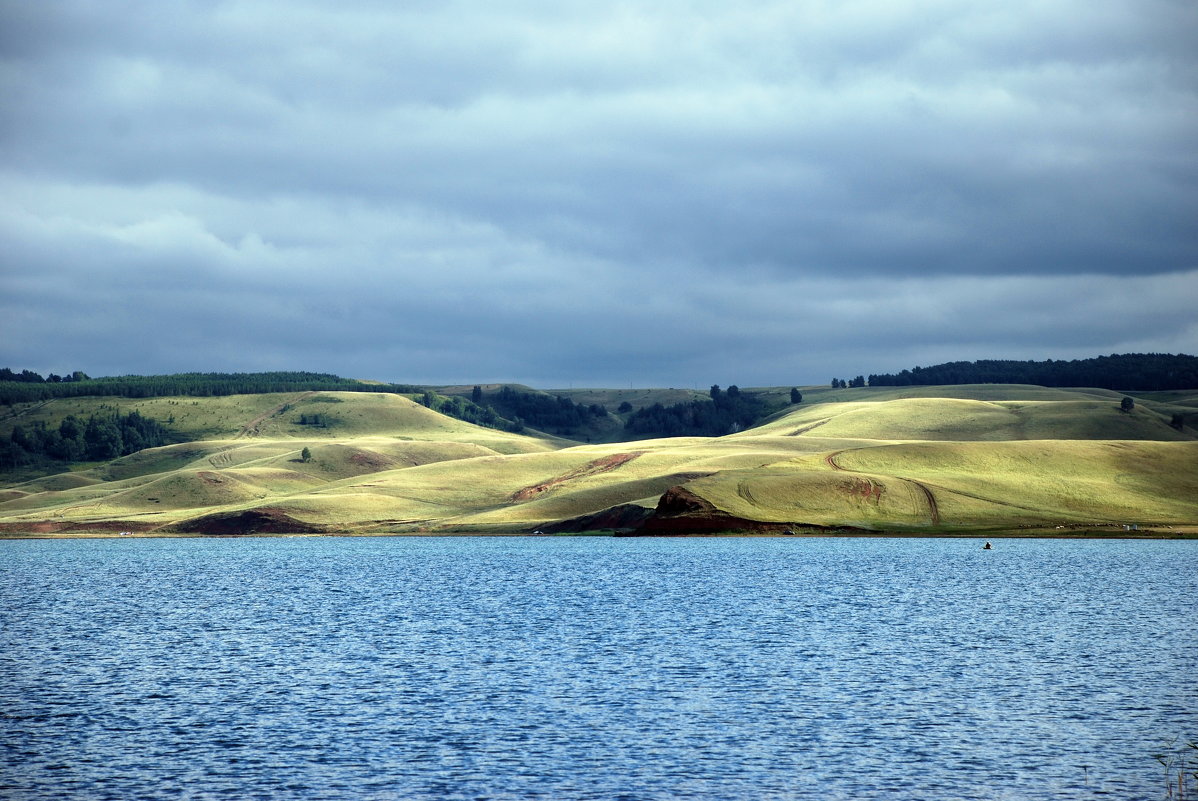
[2,411,171,468]
[0,370,423,406]
[865,354,1198,391]
[0,369,90,383]
[419,391,523,432]
[624,385,773,437]
[480,386,607,435]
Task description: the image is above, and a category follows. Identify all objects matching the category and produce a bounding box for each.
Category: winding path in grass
[905,478,941,526]
[825,449,941,526]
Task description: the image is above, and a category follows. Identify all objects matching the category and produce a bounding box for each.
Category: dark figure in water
[983,541,992,550]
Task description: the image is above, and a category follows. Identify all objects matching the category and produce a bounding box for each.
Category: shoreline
[3,526,1196,540]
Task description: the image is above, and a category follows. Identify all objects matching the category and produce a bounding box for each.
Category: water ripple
[1,536,1195,800]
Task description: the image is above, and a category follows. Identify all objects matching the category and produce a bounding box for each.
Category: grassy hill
[2,384,1196,537]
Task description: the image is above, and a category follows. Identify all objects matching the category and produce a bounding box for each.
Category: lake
[1,536,1195,800]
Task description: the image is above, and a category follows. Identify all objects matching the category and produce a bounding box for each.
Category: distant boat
[983,541,992,550]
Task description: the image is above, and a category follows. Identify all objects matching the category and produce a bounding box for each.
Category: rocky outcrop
[632,485,769,535]
[628,484,870,536]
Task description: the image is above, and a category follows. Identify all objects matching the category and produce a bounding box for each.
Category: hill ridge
[2,384,1196,537]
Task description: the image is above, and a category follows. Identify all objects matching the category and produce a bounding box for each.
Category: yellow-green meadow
[2,385,1196,537]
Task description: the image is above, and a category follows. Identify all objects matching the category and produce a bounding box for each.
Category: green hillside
[2,384,1196,537]
[747,392,1192,442]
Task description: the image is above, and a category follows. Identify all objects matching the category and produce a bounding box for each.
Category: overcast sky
[2,1,1196,388]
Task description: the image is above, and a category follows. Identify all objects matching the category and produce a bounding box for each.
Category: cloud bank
[3,0,1196,387]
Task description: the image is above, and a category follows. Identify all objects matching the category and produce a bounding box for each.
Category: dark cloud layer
[3,1,1196,387]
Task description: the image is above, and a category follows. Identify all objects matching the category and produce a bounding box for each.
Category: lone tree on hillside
[1120,396,1135,413]
[301,447,312,462]
[790,388,802,404]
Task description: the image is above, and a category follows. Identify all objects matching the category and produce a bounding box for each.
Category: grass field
[2,385,1196,536]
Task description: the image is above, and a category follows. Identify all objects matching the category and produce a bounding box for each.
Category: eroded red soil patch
[349,451,395,469]
[845,475,884,503]
[0,520,157,534]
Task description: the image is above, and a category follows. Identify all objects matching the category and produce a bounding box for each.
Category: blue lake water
[1,536,1195,800]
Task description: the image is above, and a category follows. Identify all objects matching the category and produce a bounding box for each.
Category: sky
[2,0,1196,389]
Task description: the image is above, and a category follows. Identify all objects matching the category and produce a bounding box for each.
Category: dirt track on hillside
[0,400,52,423]
[906,479,941,525]
[511,452,641,502]
[237,392,316,438]
[789,419,830,436]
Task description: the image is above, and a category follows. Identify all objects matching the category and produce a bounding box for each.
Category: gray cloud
[2,0,1196,387]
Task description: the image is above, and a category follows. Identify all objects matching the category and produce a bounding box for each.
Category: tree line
[865,354,1198,391]
[419,391,522,433]
[2,411,172,468]
[0,368,91,384]
[0,370,423,406]
[477,386,608,436]
[624,385,776,437]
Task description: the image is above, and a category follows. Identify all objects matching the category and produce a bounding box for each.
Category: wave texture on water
[1,536,1196,800]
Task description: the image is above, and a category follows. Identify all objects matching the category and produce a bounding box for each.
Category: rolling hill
[1,384,1196,537]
